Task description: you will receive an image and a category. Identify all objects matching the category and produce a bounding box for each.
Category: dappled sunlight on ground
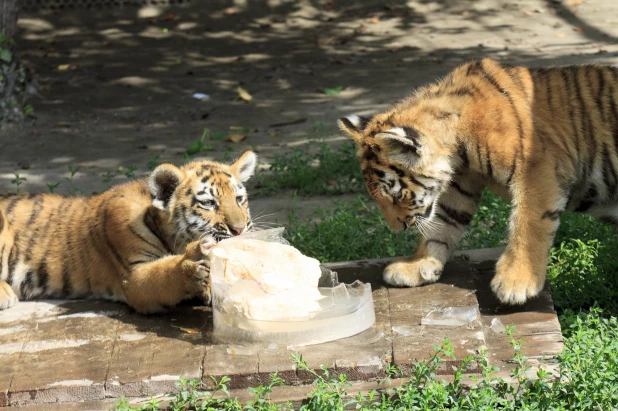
[0,0,616,199]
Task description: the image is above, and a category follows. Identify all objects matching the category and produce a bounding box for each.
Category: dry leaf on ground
[237,86,253,101]
[227,133,247,143]
[171,325,200,334]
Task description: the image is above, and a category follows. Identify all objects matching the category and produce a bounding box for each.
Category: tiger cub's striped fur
[0,151,257,313]
[339,58,618,305]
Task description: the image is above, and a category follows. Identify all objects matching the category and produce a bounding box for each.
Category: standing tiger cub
[0,151,257,314]
[339,58,618,305]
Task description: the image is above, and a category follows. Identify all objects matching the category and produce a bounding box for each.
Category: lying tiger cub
[0,151,257,314]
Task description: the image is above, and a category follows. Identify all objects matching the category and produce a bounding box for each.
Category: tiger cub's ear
[337,115,372,144]
[149,164,184,210]
[375,128,422,169]
[230,151,257,183]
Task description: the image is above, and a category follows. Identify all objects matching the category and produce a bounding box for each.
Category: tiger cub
[339,58,618,305]
[0,151,257,314]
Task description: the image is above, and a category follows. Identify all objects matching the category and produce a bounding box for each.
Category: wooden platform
[0,248,563,409]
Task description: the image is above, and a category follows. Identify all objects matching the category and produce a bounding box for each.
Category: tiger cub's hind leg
[0,281,18,310]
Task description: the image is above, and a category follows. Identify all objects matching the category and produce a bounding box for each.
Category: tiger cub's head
[338,107,460,233]
[148,151,257,252]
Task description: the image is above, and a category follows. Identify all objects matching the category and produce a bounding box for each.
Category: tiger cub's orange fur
[0,151,257,313]
[339,58,618,305]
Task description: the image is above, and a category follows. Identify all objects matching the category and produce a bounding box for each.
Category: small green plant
[292,353,355,410]
[220,146,234,163]
[10,172,26,193]
[112,396,134,411]
[65,165,83,195]
[147,154,161,171]
[119,165,136,178]
[185,128,215,158]
[102,171,115,183]
[1,34,36,123]
[102,166,139,184]
[46,182,61,193]
[209,129,228,141]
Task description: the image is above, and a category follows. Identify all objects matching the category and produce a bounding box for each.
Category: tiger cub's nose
[228,225,246,236]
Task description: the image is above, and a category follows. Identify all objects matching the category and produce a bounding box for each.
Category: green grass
[112,141,618,410]
[286,196,417,262]
[254,141,362,197]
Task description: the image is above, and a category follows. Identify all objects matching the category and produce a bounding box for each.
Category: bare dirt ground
[2,0,618,221]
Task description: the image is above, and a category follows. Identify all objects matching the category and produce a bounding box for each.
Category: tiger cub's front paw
[383,257,443,287]
[0,281,18,310]
[491,254,545,305]
[183,240,215,299]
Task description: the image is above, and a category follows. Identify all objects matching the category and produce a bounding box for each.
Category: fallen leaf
[56,121,71,127]
[598,49,608,54]
[566,0,582,6]
[263,153,275,158]
[556,33,566,37]
[573,26,584,32]
[227,133,247,143]
[268,117,307,127]
[224,7,239,14]
[370,17,380,23]
[237,86,253,102]
[164,12,177,20]
[269,132,278,137]
[324,86,344,95]
[171,325,200,334]
[229,125,250,132]
[57,64,70,71]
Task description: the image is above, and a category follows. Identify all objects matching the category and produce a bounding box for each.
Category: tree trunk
[0,0,21,39]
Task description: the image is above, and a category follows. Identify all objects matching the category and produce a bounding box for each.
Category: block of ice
[210,228,375,345]
[420,305,479,326]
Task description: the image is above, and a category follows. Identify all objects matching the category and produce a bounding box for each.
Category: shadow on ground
[1,0,617,194]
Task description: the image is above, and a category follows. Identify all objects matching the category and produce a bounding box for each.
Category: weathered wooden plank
[106,306,208,398]
[0,364,12,407]
[8,340,112,406]
[203,344,261,390]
